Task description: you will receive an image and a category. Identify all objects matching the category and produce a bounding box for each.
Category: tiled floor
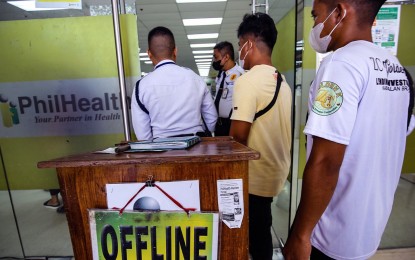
[1,175,414,259]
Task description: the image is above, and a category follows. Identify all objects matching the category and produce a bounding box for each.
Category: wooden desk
[38,137,259,259]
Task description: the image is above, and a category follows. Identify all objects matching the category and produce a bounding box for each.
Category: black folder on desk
[126,136,201,152]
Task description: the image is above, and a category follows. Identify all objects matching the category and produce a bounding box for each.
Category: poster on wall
[372,5,401,56]
[89,210,220,260]
[36,0,82,9]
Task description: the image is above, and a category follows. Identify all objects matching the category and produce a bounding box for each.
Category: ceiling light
[195,59,212,62]
[139,53,148,57]
[177,0,226,3]
[183,18,223,26]
[191,43,216,48]
[187,33,219,40]
[196,62,212,65]
[144,61,153,64]
[193,50,214,54]
[140,57,150,61]
[194,55,213,59]
[198,69,209,77]
[8,0,67,11]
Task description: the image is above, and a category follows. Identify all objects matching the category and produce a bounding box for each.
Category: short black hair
[237,12,277,52]
[148,26,175,58]
[319,0,386,25]
[214,41,235,61]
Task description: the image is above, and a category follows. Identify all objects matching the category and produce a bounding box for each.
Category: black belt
[170,132,208,138]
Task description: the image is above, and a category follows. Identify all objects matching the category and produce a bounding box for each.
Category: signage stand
[38,137,259,259]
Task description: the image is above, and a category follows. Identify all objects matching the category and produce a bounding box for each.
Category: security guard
[212,41,245,136]
[131,26,217,140]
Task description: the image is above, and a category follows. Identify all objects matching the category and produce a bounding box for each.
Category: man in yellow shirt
[230,12,292,260]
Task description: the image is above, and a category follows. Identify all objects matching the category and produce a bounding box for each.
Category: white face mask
[238,41,251,69]
[309,8,347,53]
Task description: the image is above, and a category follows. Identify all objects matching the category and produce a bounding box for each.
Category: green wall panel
[0,15,138,83]
[0,134,124,190]
[397,5,415,67]
[0,15,139,189]
[273,8,296,73]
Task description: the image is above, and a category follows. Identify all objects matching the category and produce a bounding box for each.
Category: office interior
[0,0,414,259]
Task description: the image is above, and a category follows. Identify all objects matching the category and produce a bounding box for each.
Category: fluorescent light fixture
[177,0,226,3]
[198,68,209,77]
[194,55,213,59]
[183,18,223,26]
[140,57,150,61]
[195,59,212,62]
[8,0,67,11]
[139,53,148,57]
[198,66,211,69]
[196,62,211,65]
[144,61,153,64]
[193,50,214,54]
[191,43,216,48]
[188,33,219,40]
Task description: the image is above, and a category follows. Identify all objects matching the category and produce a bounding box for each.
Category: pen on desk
[115,144,130,154]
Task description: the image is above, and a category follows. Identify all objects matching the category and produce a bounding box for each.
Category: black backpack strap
[135,79,149,115]
[253,71,283,121]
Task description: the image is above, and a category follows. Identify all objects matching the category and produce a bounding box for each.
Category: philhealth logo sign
[0,94,20,128]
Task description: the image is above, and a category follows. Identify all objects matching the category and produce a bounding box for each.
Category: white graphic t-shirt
[305,40,409,260]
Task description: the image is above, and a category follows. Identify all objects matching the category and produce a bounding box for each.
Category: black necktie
[214,72,226,111]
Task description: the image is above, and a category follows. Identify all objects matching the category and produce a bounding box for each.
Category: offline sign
[89,210,220,260]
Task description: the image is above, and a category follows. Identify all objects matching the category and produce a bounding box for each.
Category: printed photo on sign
[106,180,200,211]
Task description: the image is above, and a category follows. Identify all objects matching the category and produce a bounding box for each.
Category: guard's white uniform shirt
[214,64,244,118]
[305,41,409,260]
[131,60,217,140]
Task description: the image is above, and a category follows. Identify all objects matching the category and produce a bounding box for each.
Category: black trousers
[249,194,273,260]
[49,189,60,196]
[215,117,231,136]
[311,246,335,260]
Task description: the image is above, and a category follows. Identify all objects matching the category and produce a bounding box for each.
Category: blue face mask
[309,8,347,53]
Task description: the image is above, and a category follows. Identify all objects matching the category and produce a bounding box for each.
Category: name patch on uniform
[312,81,343,116]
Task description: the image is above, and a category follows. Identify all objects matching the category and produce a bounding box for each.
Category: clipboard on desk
[125,136,201,152]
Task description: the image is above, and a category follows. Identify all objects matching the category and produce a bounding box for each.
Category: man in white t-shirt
[284,1,410,260]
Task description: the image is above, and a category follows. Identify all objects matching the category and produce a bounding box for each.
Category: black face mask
[212,60,223,71]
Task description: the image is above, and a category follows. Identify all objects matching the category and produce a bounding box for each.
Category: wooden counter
[38,137,259,259]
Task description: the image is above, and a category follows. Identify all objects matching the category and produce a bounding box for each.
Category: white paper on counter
[217,179,244,228]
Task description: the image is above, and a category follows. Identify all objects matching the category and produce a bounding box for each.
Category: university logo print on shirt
[312,81,344,116]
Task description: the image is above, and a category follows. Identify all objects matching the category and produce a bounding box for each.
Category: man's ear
[173,47,178,60]
[147,49,152,59]
[335,3,348,23]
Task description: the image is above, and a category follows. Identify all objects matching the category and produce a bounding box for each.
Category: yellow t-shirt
[231,65,292,197]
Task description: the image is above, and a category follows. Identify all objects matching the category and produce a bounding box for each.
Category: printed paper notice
[372,5,401,56]
[217,179,243,229]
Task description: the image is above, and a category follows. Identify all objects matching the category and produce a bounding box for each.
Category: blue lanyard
[154,61,175,70]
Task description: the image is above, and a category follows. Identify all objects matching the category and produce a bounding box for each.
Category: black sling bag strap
[253,71,283,121]
[135,62,175,115]
[135,79,149,114]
